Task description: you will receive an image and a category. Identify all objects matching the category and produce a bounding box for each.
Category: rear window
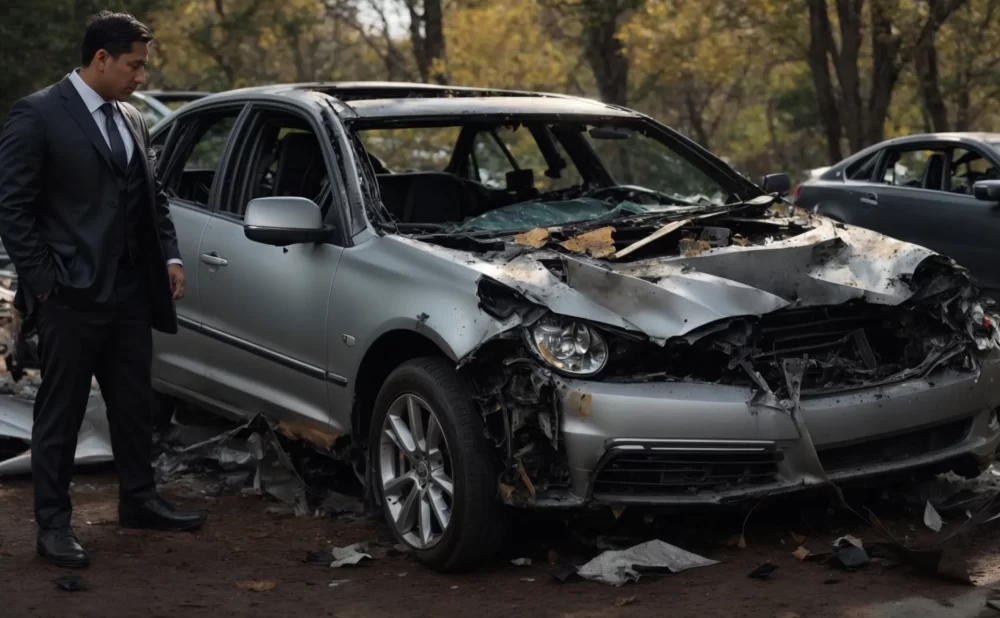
[844,152,878,180]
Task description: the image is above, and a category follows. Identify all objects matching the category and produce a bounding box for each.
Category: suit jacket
[0,75,180,334]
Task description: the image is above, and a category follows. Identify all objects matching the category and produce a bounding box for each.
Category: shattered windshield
[356,119,734,234]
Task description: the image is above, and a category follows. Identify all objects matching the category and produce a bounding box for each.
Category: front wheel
[369,357,506,571]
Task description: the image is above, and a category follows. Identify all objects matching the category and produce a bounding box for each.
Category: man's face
[93,42,148,101]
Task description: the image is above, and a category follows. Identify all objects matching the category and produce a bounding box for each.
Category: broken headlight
[528,315,609,376]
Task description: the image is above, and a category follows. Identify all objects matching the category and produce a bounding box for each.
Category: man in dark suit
[0,11,205,568]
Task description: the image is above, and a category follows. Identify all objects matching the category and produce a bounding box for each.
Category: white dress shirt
[68,70,182,267]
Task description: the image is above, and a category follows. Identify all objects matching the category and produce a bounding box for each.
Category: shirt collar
[69,69,114,115]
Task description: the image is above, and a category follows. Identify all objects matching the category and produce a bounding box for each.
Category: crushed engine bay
[401,201,1000,507]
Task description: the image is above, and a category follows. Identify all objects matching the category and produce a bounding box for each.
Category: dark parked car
[795,133,1000,294]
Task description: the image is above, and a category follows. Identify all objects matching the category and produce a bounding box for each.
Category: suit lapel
[120,105,157,212]
[58,77,115,173]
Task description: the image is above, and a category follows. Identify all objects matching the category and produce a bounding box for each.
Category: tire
[369,357,506,571]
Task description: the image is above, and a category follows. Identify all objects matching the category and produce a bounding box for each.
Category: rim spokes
[379,394,454,550]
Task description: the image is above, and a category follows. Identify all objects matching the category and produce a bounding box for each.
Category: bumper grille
[593,444,781,497]
[816,417,972,472]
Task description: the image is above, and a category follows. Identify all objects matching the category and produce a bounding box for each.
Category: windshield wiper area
[582,184,697,207]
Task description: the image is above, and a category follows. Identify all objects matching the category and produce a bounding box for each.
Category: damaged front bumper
[553,351,1000,506]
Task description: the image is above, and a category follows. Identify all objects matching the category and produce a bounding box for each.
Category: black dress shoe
[119,496,206,532]
[37,528,90,568]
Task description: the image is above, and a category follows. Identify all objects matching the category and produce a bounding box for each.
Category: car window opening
[352,119,736,235]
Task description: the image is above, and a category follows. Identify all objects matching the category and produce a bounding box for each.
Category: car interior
[227,114,334,218]
[354,123,594,227]
[880,146,1000,195]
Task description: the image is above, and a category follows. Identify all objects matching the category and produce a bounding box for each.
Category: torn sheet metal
[576,539,719,586]
[394,215,980,345]
[0,392,112,476]
[154,413,310,515]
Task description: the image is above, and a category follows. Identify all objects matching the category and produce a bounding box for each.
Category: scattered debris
[678,237,712,257]
[792,547,812,561]
[328,580,349,587]
[560,226,616,258]
[612,219,689,260]
[790,532,806,544]
[576,540,719,587]
[329,543,372,568]
[614,596,638,607]
[153,413,311,516]
[832,535,864,550]
[925,501,944,532]
[0,390,112,475]
[513,227,550,249]
[748,562,779,580]
[236,580,277,592]
[831,545,870,572]
[511,558,532,566]
[53,575,88,592]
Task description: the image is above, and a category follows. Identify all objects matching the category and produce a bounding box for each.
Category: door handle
[860,192,879,206]
[200,251,228,267]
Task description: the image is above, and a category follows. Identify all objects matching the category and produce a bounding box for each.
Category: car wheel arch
[351,329,452,446]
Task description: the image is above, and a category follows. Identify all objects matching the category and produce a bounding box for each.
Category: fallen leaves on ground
[236,580,277,592]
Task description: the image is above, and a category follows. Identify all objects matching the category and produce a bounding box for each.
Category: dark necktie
[99,102,128,171]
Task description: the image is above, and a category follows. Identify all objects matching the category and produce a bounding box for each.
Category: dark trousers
[31,260,156,530]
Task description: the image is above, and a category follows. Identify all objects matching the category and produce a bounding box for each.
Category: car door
[150,104,248,401]
[801,150,882,228]
[194,103,346,433]
[864,142,1000,290]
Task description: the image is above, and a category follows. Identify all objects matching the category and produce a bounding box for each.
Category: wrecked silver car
[9,83,1000,571]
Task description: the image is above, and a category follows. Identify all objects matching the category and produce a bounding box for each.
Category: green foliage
[4,0,997,183]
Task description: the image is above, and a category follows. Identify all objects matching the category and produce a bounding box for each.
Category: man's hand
[167,263,185,300]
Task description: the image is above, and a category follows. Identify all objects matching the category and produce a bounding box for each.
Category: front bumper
[554,351,1000,505]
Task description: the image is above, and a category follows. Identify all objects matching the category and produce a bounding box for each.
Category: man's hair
[81,11,152,66]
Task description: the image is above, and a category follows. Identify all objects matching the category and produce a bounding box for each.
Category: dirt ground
[3,469,1000,618]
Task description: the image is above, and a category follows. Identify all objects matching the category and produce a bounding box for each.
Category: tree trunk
[683,87,711,149]
[834,0,864,151]
[407,0,448,84]
[582,3,630,106]
[806,0,843,163]
[915,38,949,132]
[866,0,902,145]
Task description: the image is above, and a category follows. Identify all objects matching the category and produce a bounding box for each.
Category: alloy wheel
[379,394,455,549]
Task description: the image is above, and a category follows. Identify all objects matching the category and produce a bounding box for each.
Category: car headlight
[528,315,609,376]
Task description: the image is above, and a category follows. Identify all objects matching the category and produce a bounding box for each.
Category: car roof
[826,132,1000,175]
[186,81,636,119]
[878,132,1000,146]
[342,96,638,120]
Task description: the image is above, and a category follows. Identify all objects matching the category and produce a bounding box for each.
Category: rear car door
[194,102,347,433]
[800,150,882,227]
[151,104,247,400]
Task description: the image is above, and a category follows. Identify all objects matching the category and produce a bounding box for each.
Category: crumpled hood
[392,214,987,344]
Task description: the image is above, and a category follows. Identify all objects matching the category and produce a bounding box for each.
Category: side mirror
[243,197,336,246]
[762,173,791,196]
[973,180,1000,203]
